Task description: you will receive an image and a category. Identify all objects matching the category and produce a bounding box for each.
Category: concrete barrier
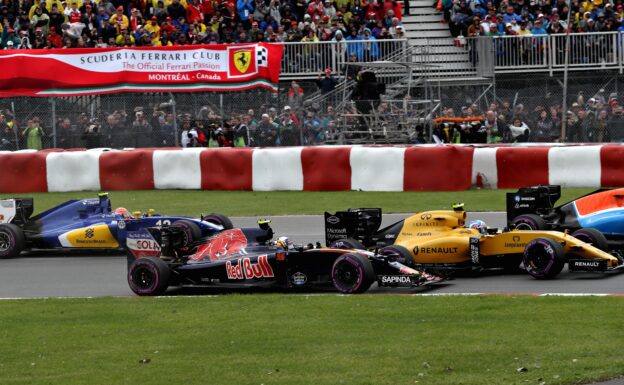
[0,145,621,193]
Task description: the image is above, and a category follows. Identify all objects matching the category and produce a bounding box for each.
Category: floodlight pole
[560,2,573,142]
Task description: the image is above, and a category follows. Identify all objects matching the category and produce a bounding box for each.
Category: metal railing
[402,32,624,79]
[461,32,624,76]
[279,39,410,80]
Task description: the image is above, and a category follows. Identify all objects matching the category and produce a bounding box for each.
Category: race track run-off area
[0,213,623,299]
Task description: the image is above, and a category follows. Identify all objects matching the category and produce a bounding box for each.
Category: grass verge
[1,295,622,385]
[13,188,595,217]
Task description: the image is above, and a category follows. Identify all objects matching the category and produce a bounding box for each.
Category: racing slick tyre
[571,228,609,251]
[128,257,171,296]
[511,214,548,231]
[171,219,202,247]
[379,245,416,267]
[202,213,234,230]
[329,238,366,250]
[523,238,565,279]
[0,223,25,259]
[331,253,376,294]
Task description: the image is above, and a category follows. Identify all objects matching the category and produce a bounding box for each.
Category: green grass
[0,295,622,385]
[13,188,595,217]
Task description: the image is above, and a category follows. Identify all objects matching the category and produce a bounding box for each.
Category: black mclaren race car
[123,221,445,296]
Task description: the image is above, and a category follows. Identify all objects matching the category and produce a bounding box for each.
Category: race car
[0,193,233,259]
[507,185,624,247]
[124,220,446,296]
[324,206,624,279]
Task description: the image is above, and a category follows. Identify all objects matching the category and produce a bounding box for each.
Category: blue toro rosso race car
[0,193,233,259]
[124,221,446,295]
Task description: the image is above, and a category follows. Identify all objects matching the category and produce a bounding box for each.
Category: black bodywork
[324,208,402,248]
[125,222,444,295]
[506,185,624,243]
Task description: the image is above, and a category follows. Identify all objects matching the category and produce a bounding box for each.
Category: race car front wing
[568,259,624,273]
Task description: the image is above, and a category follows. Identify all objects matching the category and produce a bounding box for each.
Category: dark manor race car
[507,185,624,248]
[0,193,233,259]
[124,220,446,296]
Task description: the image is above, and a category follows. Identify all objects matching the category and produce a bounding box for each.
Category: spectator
[607,105,624,142]
[316,68,337,94]
[507,117,530,142]
[22,117,45,150]
[132,109,153,147]
[81,118,103,148]
[232,115,250,147]
[279,106,298,145]
[256,113,279,146]
[288,81,305,108]
[180,117,199,147]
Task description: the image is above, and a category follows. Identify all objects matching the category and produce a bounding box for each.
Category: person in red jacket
[48,26,63,47]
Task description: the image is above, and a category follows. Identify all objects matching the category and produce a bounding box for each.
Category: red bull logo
[226,255,274,280]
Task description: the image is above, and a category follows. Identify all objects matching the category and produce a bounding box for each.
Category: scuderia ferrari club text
[226,255,274,280]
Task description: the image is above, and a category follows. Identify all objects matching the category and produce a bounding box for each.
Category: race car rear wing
[0,198,34,225]
[506,185,561,225]
[324,208,382,246]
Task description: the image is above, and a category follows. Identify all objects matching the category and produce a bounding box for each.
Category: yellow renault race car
[324,206,624,279]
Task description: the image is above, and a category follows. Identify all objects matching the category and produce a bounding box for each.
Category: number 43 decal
[155,219,171,226]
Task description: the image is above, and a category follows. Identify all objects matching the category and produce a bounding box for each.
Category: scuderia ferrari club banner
[0,43,283,97]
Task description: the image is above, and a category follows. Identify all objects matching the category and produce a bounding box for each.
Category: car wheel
[127,257,170,296]
[0,223,25,259]
[331,253,376,294]
[511,214,548,231]
[571,228,609,251]
[171,219,202,247]
[202,213,233,229]
[329,237,366,250]
[379,245,416,267]
[523,238,565,279]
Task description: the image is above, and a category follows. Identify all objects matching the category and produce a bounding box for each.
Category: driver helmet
[467,220,487,232]
[275,236,293,250]
[114,207,131,218]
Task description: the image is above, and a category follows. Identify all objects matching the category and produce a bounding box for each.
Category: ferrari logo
[233,50,252,74]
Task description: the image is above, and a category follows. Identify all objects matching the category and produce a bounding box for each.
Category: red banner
[0,43,283,97]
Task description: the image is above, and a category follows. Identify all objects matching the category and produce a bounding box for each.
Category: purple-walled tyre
[202,213,234,229]
[523,238,565,279]
[171,219,202,247]
[379,245,416,267]
[571,228,609,251]
[331,253,376,294]
[511,214,548,231]
[0,223,25,259]
[128,257,170,296]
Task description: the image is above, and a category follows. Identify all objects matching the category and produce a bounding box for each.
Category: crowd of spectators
[0,0,406,49]
[3,87,624,150]
[0,81,343,149]
[443,0,624,38]
[432,89,624,143]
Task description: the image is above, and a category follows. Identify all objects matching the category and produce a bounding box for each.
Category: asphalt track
[1,212,623,299]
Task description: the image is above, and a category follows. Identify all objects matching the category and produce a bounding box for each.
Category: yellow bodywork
[393,210,620,267]
[59,224,119,248]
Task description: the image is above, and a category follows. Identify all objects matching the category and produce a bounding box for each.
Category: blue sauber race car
[0,193,233,258]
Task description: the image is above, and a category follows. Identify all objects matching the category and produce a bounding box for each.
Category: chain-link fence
[431,72,624,143]
[0,88,295,150]
[2,72,624,149]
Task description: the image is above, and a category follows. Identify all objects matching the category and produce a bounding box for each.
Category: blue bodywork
[23,194,223,250]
